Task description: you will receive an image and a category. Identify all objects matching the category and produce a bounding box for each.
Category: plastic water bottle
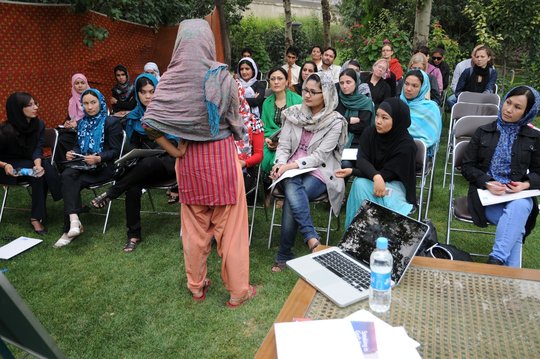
[12,168,38,177]
[369,237,393,313]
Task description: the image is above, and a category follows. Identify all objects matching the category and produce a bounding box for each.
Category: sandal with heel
[123,238,142,253]
[30,218,47,235]
[91,193,111,209]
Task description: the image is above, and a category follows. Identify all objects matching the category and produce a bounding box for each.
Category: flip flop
[192,279,211,302]
[226,285,257,309]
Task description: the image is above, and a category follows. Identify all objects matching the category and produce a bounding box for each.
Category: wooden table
[255,256,540,358]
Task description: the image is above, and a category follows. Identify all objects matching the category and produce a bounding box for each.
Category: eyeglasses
[302,88,323,96]
[269,77,285,82]
[25,102,39,108]
[432,56,443,61]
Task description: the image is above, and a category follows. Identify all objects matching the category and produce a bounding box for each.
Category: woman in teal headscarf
[336,68,375,150]
[400,69,442,157]
[55,88,123,248]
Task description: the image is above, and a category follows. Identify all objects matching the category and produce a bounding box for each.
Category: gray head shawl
[141,19,243,142]
[283,71,347,147]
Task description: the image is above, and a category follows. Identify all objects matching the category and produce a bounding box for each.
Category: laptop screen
[338,200,429,283]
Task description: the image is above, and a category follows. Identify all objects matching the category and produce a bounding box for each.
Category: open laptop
[287,200,429,308]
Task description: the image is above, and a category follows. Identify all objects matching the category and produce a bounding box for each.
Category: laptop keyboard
[313,251,370,291]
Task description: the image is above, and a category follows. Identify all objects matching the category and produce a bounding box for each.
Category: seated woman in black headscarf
[110,64,137,117]
[54,88,123,248]
[90,73,178,252]
[0,92,62,234]
[336,98,417,229]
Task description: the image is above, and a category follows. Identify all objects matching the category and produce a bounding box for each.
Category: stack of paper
[0,237,42,260]
[274,310,420,359]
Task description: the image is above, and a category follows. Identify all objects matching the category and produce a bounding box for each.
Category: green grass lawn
[1,114,540,358]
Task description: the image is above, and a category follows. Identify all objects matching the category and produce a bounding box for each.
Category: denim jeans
[484,198,532,267]
[276,174,326,263]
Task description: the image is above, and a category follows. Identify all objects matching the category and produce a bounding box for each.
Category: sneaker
[54,233,72,248]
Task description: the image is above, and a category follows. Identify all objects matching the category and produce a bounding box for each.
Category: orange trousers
[180,159,250,299]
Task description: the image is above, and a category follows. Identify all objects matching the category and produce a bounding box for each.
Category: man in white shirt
[320,47,341,83]
[282,47,301,88]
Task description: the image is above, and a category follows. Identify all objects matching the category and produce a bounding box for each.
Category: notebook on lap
[287,200,429,308]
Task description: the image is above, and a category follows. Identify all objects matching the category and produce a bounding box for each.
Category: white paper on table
[346,309,421,359]
[477,188,540,206]
[268,167,316,191]
[342,148,358,161]
[274,319,364,359]
[0,236,42,260]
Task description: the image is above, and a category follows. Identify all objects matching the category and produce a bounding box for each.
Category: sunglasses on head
[432,56,443,61]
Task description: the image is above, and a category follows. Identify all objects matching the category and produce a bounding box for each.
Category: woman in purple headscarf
[142,19,255,308]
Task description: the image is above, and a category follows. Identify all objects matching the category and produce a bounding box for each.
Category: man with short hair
[241,47,253,58]
[320,47,341,83]
[282,47,301,88]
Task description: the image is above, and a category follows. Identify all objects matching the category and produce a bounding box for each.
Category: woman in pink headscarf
[56,73,89,163]
[142,19,255,308]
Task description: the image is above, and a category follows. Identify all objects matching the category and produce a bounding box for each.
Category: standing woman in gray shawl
[269,72,348,272]
[142,19,255,307]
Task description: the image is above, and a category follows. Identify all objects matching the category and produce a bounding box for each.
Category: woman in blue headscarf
[462,86,540,267]
[400,69,442,157]
[90,73,178,252]
[55,88,123,248]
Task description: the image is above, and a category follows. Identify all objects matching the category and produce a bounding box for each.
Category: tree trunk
[284,0,293,50]
[215,0,231,66]
[321,0,331,48]
[413,0,433,49]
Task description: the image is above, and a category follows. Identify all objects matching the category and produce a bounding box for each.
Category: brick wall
[0,3,224,128]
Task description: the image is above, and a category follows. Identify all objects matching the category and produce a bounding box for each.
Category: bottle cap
[376,237,389,249]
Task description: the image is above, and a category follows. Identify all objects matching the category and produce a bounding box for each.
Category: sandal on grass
[271,262,287,273]
[307,238,321,253]
[167,192,179,204]
[226,285,257,309]
[192,278,212,302]
[123,238,141,253]
[91,192,111,209]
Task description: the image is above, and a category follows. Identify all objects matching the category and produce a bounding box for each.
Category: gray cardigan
[275,113,346,216]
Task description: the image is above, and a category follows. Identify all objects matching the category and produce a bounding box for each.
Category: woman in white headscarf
[143,62,160,80]
[236,57,266,118]
[269,72,347,272]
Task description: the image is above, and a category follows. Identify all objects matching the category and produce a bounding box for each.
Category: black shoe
[487,256,504,265]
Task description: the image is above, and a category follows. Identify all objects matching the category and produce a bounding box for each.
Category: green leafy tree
[338,9,412,70]
[463,0,540,91]
[429,21,462,68]
[21,0,251,27]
